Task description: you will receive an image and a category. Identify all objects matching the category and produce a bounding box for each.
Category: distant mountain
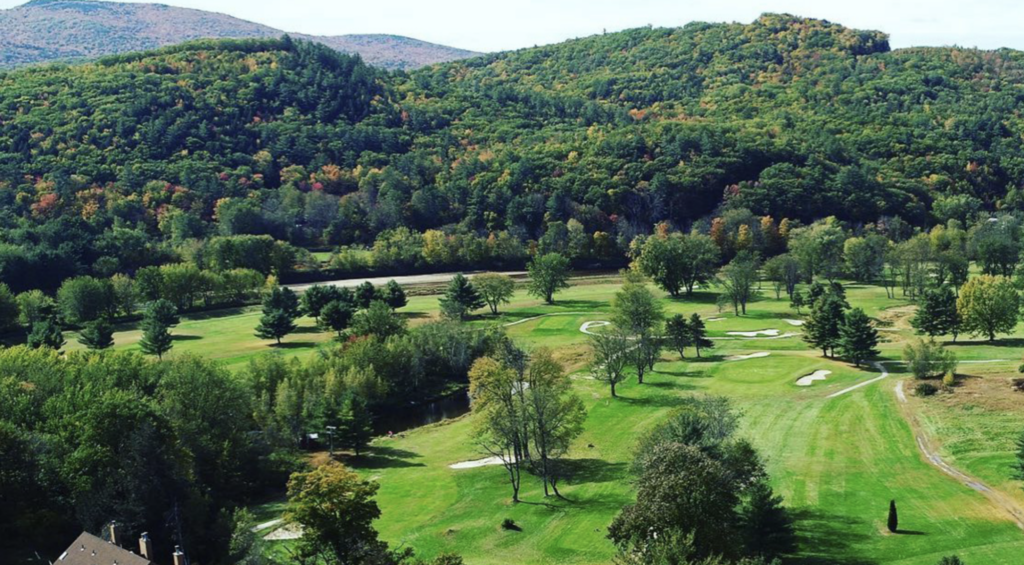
[0,0,480,70]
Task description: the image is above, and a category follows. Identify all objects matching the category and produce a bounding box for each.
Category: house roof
[56,532,154,565]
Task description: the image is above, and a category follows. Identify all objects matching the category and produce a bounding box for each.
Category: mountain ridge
[0,0,481,70]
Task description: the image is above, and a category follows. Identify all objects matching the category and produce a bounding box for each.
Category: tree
[838,308,878,367]
[719,250,760,315]
[27,317,65,350]
[0,283,19,334]
[937,557,965,565]
[589,328,632,397]
[383,280,407,310]
[145,298,180,328]
[139,318,173,360]
[255,287,300,345]
[301,284,339,323]
[665,314,692,359]
[351,300,406,339]
[286,463,396,565]
[804,293,846,357]
[474,273,516,315]
[524,348,585,497]
[320,300,355,338]
[15,289,54,328]
[790,290,805,314]
[911,287,962,341]
[439,274,485,320]
[688,314,714,358]
[612,276,665,384]
[110,273,137,317]
[741,481,796,560]
[634,233,719,297]
[903,338,958,380]
[527,253,571,304]
[763,254,802,299]
[354,281,377,309]
[887,499,899,533]
[57,276,114,325]
[789,219,846,282]
[79,318,114,350]
[843,234,887,283]
[469,356,528,501]
[957,275,1020,341]
[338,395,374,456]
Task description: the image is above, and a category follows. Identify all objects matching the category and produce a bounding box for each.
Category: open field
[70,275,1024,563]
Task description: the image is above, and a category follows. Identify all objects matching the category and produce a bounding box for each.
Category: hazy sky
[3,0,1023,53]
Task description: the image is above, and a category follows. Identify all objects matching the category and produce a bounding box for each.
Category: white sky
[3,0,1024,53]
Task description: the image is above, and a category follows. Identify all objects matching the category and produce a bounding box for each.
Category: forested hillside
[3,14,1024,293]
[0,0,479,69]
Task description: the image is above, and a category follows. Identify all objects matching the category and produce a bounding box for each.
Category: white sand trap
[449,455,516,469]
[252,518,282,533]
[707,317,726,322]
[796,370,832,386]
[264,523,303,541]
[580,321,611,335]
[784,319,804,326]
[725,352,771,361]
[727,329,781,337]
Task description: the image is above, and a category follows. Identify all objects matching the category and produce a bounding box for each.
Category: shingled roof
[55,532,154,565]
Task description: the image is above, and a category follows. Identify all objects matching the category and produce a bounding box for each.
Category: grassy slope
[78,277,1024,563]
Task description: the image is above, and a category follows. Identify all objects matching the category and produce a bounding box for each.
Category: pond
[373,390,472,435]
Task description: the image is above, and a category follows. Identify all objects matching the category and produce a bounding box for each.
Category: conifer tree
[384,280,408,310]
[139,318,173,359]
[27,317,66,350]
[804,294,846,357]
[255,287,299,345]
[665,314,693,359]
[887,500,899,533]
[911,287,961,341]
[339,395,374,456]
[839,308,879,367]
[79,318,115,350]
[688,313,714,358]
[439,274,484,320]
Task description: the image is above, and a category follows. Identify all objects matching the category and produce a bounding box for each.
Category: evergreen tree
[354,281,377,309]
[937,557,965,565]
[911,287,962,341]
[146,298,180,327]
[688,313,714,358]
[255,287,299,345]
[320,300,355,338]
[300,284,339,323]
[339,395,374,456]
[742,481,796,560]
[439,274,484,320]
[27,317,65,350]
[839,308,879,367]
[264,286,301,318]
[665,314,692,359]
[384,280,408,310]
[804,294,846,357]
[790,290,805,314]
[887,499,899,533]
[79,318,115,350]
[139,318,173,359]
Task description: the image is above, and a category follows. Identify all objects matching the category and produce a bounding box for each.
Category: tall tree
[474,273,516,315]
[527,253,571,304]
[589,328,632,397]
[300,284,339,324]
[469,357,528,501]
[139,318,173,360]
[354,281,378,309]
[611,275,665,384]
[803,293,846,357]
[79,318,115,350]
[719,250,761,315]
[911,287,962,341]
[524,348,585,497]
[383,280,407,310]
[741,481,797,560]
[338,395,374,457]
[957,275,1020,341]
[763,253,802,299]
[838,308,879,367]
[439,274,485,320]
[351,300,406,339]
[319,300,354,338]
[27,317,66,350]
[665,314,692,359]
[688,314,714,358]
[634,233,719,297]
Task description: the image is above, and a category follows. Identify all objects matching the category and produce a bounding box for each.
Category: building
[53,523,185,565]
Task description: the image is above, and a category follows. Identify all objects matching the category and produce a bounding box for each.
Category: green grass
[84,277,1024,563]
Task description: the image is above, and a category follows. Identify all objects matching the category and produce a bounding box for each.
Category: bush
[903,338,958,379]
[915,383,938,397]
[501,518,519,531]
[942,372,956,389]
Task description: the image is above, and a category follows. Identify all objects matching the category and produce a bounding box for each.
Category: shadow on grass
[559,458,629,485]
[655,369,712,378]
[402,311,431,320]
[182,306,250,321]
[643,379,697,391]
[947,338,1024,348]
[617,393,689,409]
[172,334,202,341]
[343,445,425,469]
[273,341,319,350]
[789,508,877,565]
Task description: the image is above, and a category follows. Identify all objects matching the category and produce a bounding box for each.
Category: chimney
[109,522,121,547]
[172,546,186,565]
[139,533,153,560]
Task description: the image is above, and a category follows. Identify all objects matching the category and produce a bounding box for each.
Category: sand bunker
[449,455,515,469]
[796,370,832,386]
[707,317,726,322]
[784,319,804,326]
[727,329,781,337]
[263,523,303,541]
[579,321,611,335]
[725,352,771,361]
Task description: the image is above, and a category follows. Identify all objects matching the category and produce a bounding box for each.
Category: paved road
[285,271,528,292]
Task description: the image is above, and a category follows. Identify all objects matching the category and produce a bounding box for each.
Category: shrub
[903,338,958,379]
[501,518,519,531]
[915,383,938,397]
[942,372,956,389]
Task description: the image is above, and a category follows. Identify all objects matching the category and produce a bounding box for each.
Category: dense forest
[3,14,1024,293]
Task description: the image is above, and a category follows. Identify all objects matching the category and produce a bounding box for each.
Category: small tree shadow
[171,334,202,341]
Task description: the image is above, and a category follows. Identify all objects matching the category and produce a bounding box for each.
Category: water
[374,390,472,435]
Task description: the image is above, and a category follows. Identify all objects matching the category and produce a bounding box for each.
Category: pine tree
[439,274,484,320]
[255,309,297,345]
[742,481,796,559]
[79,318,114,350]
[804,294,846,357]
[339,395,374,456]
[688,313,714,358]
[887,499,899,533]
[790,290,805,314]
[839,308,879,367]
[139,319,173,359]
[27,317,66,350]
[145,298,180,328]
[384,280,407,310]
[911,287,962,341]
[665,314,692,359]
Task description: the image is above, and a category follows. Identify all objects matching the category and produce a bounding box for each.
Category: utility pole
[326,425,337,457]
